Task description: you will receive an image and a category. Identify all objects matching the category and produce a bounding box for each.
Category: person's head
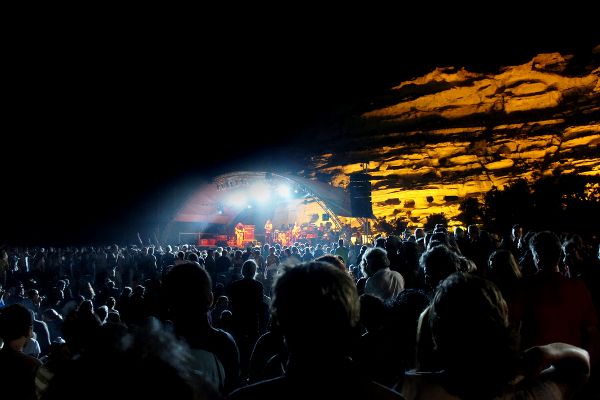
[241,259,257,279]
[562,240,583,274]
[488,249,522,294]
[453,226,464,239]
[433,224,447,234]
[431,274,508,340]
[385,235,401,251]
[27,289,41,307]
[186,252,199,263]
[511,224,523,241]
[419,245,461,290]
[427,232,450,251]
[56,280,67,291]
[359,294,386,333]
[163,262,213,320]
[132,285,145,298]
[429,272,516,398]
[467,224,480,240]
[271,262,359,357]
[95,305,109,324]
[0,303,33,345]
[361,247,390,277]
[529,231,561,272]
[214,295,229,309]
[316,254,346,271]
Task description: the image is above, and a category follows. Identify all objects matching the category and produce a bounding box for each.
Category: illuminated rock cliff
[307,51,600,227]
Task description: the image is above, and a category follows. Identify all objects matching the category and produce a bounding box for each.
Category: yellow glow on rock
[309,50,600,229]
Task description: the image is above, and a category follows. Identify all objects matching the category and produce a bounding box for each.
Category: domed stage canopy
[170,171,355,246]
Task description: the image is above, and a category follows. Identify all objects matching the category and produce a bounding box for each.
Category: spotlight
[250,183,271,203]
[276,185,291,198]
[226,192,247,208]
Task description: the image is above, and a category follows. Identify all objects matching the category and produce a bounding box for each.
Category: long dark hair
[430,272,519,399]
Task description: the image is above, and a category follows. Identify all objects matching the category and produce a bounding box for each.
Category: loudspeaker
[349,172,373,218]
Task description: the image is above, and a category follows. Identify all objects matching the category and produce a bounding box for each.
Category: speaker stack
[348,172,373,218]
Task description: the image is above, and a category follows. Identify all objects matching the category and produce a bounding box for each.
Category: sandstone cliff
[307,51,600,226]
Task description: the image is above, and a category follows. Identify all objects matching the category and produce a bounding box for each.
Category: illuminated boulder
[308,50,600,226]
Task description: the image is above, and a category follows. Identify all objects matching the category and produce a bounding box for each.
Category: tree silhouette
[424,213,448,232]
[483,180,534,234]
[374,218,395,236]
[532,175,600,234]
[457,197,483,227]
[482,176,600,238]
[374,215,409,236]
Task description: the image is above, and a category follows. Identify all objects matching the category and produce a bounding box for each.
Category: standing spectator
[164,262,240,393]
[230,262,404,399]
[0,304,42,399]
[227,260,265,379]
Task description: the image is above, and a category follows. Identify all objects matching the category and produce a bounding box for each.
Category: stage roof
[174,171,353,225]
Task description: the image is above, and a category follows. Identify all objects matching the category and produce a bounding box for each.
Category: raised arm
[520,342,590,397]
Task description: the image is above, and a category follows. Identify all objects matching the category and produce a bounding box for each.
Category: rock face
[307,52,600,226]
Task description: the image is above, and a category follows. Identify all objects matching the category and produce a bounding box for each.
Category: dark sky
[3,14,599,244]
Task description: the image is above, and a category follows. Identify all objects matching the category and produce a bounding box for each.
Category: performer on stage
[291,222,300,242]
[264,219,273,244]
[234,222,245,247]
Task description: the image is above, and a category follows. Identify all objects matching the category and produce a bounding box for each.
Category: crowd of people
[0,223,599,399]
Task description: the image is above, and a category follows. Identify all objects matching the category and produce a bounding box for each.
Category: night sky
[3,14,598,245]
